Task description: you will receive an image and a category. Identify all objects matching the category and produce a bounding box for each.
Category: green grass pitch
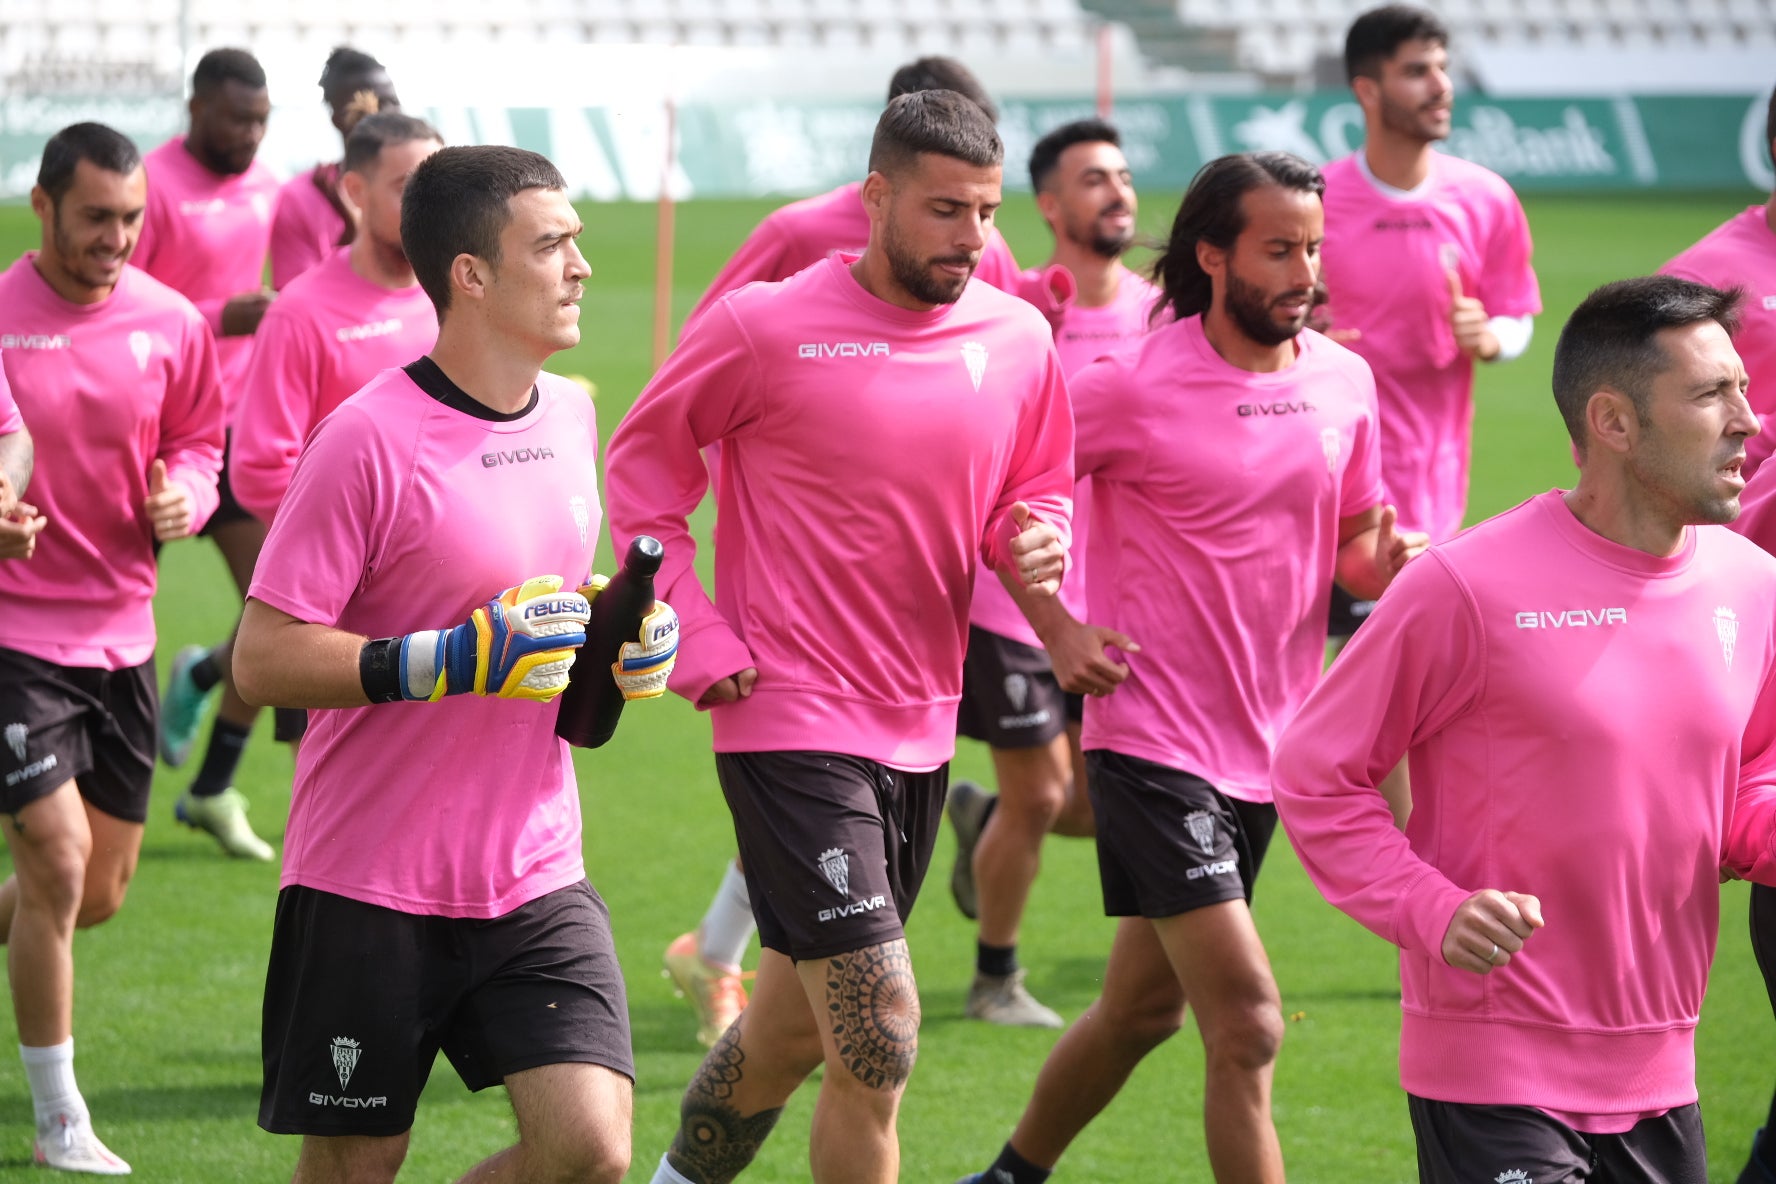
[0,186,1771,1182]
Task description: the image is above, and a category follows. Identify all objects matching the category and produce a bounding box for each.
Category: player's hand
[144,458,195,540]
[1373,504,1429,589]
[0,502,45,560]
[1008,502,1065,596]
[613,601,679,700]
[221,288,276,337]
[1441,888,1543,974]
[1447,270,1498,361]
[0,469,15,519]
[1045,620,1140,697]
[399,575,591,702]
[699,667,758,709]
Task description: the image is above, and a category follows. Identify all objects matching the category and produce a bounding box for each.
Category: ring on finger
[1487,941,1499,963]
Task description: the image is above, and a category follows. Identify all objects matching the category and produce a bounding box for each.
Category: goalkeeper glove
[360,575,592,704]
[579,575,679,700]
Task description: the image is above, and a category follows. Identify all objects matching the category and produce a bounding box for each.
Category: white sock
[697,859,756,971]
[652,1151,697,1184]
[20,1039,85,1130]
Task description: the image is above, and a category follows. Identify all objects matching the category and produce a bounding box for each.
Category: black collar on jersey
[404,356,538,422]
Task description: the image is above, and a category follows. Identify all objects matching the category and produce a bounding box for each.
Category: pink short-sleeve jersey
[969,267,1161,647]
[1320,152,1541,542]
[248,369,601,917]
[1076,317,1383,802]
[231,248,439,521]
[605,254,1074,770]
[1274,491,1776,1127]
[0,350,18,435]
[0,258,224,669]
[1663,205,1776,475]
[133,137,281,423]
[269,164,349,290]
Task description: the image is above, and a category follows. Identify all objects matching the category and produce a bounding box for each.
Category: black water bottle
[555,535,664,749]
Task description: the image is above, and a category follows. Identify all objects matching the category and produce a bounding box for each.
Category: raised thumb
[148,457,168,494]
[1011,501,1032,531]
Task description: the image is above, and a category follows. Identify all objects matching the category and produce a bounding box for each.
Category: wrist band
[359,637,405,703]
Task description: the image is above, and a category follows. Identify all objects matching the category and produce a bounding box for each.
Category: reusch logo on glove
[481,447,557,468]
[649,616,680,643]
[524,599,586,619]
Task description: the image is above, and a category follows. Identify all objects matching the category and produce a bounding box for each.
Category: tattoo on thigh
[668,1026,783,1184]
[825,939,919,1091]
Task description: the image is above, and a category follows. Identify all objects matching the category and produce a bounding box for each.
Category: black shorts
[0,647,156,823]
[1408,1095,1706,1184]
[1327,583,1376,639]
[717,750,946,962]
[956,626,1068,748]
[259,880,633,1138]
[1086,749,1277,919]
[200,431,255,535]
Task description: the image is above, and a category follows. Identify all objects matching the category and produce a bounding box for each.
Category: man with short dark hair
[235,144,666,1184]
[134,46,286,860]
[610,89,1073,1184]
[0,120,225,1174]
[946,116,1159,1030]
[1275,274,1776,1184]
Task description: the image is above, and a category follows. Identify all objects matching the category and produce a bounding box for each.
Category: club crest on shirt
[569,495,590,546]
[1715,605,1738,670]
[1320,427,1341,474]
[1185,810,1217,854]
[961,341,988,392]
[127,330,152,373]
[818,847,850,896]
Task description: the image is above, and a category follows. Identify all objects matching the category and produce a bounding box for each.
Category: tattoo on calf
[668,1026,784,1184]
[826,939,920,1090]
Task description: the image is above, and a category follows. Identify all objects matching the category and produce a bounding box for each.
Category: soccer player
[607,90,1072,1184]
[660,53,1023,1049]
[946,116,1159,1029]
[1274,274,1776,1183]
[1318,4,1540,638]
[0,121,225,1175]
[132,47,284,859]
[232,112,443,524]
[956,151,1419,1184]
[269,46,402,291]
[234,144,673,1183]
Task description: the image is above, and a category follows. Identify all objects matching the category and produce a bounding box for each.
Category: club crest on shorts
[1185,810,1217,854]
[1715,605,1738,670]
[569,495,590,546]
[1003,672,1029,713]
[1494,1171,1532,1184]
[961,341,988,392]
[127,330,152,374]
[330,1037,361,1090]
[4,723,25,763]
[1320,427,1341,474]
[818,847,850,896]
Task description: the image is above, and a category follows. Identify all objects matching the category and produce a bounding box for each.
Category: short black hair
[1029,117,1121,192]
[401,145,567,318]
[320,46,384,95]
[38,122,141,204]
[1345,5,1448,83]
[1552,275,1743,451]
[867,90,1003,181]
[887,56,998,124]
[342,112,441,176]
[1151,151,1324,324]
[191,47,266,97]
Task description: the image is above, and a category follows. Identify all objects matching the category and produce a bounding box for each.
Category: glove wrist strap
[359,637,405,704]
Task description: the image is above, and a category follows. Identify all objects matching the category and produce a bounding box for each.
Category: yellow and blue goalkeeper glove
[614,601,679,700]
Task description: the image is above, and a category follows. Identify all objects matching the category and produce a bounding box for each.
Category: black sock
[188,651,222,693]
[977,940,1019,978]
[189,719,251,797]
[986,1142,1050,1184]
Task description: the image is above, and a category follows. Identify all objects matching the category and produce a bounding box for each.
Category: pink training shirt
[269,164,349,290]
[1663,205,1776,476]
[231,247,438,521]
[250,368,600,918]
[1078,317,1382,802]
[1273,490,1776,1128]
[605,253,1074,770]
[133,137,280,422]
[1320,152,1541,542]
[0,258,223,669]
[969,266,1160,648]
[682,181,1021,332]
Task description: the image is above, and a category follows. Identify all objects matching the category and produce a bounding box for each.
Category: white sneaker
[965,969,1064,1029]
[33,1112,131,1175]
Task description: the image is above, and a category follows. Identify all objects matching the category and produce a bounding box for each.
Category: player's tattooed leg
[825,939,920,1090]
[667,1025,784,1184]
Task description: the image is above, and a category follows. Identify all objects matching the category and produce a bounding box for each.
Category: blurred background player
[1275,275,1774,1184]
[132,47,285,860]
[0,122,225,1174]
[232,112,443,525]
[1318,4,1540,639]
[661,52,1026,1049]
[609,91,1072,1184]
[957,151,1420,1184]
[269,46,402,290]
[945,116,1159,1029]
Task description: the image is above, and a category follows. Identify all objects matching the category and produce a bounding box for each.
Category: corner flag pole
[652,59,679,370]
[1096,23,1114,118]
